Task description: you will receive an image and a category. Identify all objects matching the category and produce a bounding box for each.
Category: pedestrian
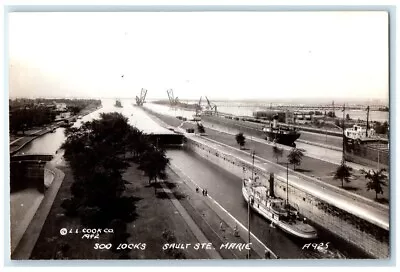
[196,187,199,193]
[264,250,271,259]
[202,189,205,196]
[219,221,224,231]
[204,189,208,196]
[233,224,239,237]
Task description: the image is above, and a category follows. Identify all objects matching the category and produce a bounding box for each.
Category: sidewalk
[12,161,65,259]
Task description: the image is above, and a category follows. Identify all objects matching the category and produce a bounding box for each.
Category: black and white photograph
[6,9,391,261]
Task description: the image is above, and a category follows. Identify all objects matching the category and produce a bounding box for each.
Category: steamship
[262,115,301,147]
[242,177,317,240]
[114,99,123,108]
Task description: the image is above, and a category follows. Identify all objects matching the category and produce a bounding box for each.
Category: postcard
[8,10,390,261]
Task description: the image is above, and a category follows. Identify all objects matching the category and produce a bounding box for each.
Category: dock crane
[205,96,218,114]
[167,89,179,106]
[195,96,203,116]
[135,88,147,106]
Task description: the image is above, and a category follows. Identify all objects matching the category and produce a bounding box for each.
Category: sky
[8,11,389,102]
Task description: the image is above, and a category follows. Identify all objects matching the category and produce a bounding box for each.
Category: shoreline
[9,104,102,156]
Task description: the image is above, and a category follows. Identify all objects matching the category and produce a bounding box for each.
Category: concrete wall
[10,161,47,193]
[345,147,389,168]
[185,137,389,259]
[10,155,53,193]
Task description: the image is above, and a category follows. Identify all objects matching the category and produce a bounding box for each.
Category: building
[285,111,295,124]
[54,102,67,112]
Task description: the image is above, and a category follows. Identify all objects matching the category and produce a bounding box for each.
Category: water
[16,127,66,155]
[147,101,389,123]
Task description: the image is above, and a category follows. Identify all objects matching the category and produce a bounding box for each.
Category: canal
[17,99,370,259]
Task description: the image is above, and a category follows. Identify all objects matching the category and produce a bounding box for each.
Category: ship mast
[366,106,370,137]
[342,104,346,162]
[248,150,255,259]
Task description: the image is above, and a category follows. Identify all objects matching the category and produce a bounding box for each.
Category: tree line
[61,112,169,254]
[10,105,56,134]
[9,99,102,135]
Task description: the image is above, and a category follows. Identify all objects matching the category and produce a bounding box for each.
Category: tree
[327,111,336,118]
[235,132,246,149]
[374,121,389,135]
[287,148,304,170]
[61,112,139,227]
[334,162,353,188]
[272,145,283,163]
[68,106,82,115]
[361,168,388,200]
[138,147,170,184]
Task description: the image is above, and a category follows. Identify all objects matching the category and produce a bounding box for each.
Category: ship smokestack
[273,114,278,129]
[268,173,275,198]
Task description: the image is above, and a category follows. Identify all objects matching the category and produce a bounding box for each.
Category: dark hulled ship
[262,115,300,147]
[114,99,123,108]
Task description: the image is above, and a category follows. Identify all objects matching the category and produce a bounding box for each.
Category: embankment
[184,137,389,259]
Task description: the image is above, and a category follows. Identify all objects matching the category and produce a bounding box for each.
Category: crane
[195,96,203,116]
[167,89,179,106]
[135,88,148,106]
[205,96,218,114]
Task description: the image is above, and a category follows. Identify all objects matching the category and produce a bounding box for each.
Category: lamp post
[286,162,289,206]
[247,150,255,259]
[342,104,346,162]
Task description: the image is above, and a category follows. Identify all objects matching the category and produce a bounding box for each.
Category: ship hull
[264,131,301,147]
[242,186,317,240]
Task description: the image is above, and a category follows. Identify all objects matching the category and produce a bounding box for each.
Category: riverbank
[9,104,102,156]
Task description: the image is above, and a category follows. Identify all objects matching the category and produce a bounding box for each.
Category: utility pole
[378,150,380,171]
[366,106,370,137]
[248,150,255,259]
[286,162,289,206]
[342,104,346,162]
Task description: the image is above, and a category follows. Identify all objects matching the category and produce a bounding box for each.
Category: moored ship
[242,177,317,240]
[262,115,300,147]
[115,99,123,108]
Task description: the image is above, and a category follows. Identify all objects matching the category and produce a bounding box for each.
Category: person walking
[233,224,239,237]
